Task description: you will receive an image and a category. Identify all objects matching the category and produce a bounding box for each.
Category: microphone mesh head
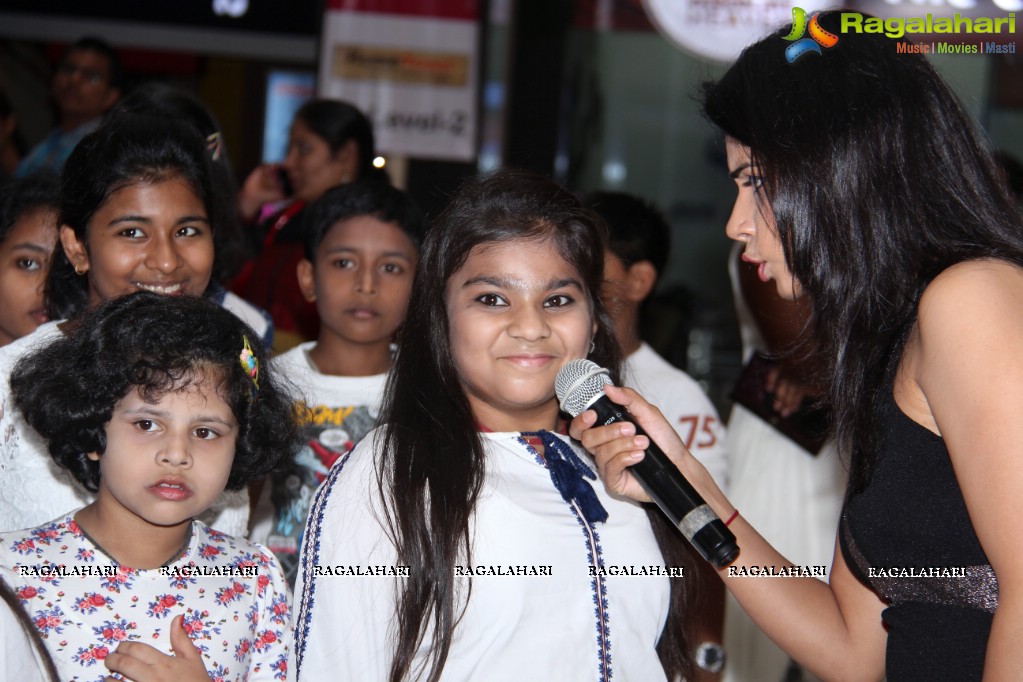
[555,359,613,416]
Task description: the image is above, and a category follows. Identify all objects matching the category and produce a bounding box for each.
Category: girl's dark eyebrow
[324,246,413,260]
[548,278,583,290]
[108,215,152,226]
[461,275,582,290]
[729,162,753,179]
[122,406,235,427]
[461,275,513,289]
[8,242,49,254]
[107,215,210,226]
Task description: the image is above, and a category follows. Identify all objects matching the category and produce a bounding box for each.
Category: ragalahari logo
[783,8,839,62]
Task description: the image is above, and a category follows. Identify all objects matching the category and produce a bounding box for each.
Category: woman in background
[232,98,383,350]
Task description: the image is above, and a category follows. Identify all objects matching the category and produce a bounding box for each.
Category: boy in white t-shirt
[250,180,423,585]
[585,190,729,679]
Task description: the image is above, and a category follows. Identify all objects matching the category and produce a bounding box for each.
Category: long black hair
[379,169,693,681]
[702,11,1023,491]
[46,113,221,320]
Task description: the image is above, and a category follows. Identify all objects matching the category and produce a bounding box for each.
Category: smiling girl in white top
[0,114,268,535]
[292,170,698,682]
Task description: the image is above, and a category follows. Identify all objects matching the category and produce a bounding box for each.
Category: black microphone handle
[588,394,740,568]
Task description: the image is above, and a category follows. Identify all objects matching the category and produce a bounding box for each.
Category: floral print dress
[0,514,291,681]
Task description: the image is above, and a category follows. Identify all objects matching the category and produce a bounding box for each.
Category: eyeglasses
[56,62,107,86]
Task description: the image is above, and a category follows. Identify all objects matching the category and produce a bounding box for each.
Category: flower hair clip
[239,336,259,391]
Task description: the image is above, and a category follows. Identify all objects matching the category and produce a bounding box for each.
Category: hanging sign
[318,0,479,161]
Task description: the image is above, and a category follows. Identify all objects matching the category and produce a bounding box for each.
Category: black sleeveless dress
[841,382,997,680]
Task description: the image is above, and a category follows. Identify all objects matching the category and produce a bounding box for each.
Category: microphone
[556,359,739,568]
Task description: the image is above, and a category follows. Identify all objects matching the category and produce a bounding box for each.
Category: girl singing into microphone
[291,170,697,682]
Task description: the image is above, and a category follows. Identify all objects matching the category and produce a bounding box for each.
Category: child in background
[583,191,728,489]
[0,292,296,682]
[722,241,843,682]
[0,114,259,536]
[0,175,59,348]
[584,190,728,679]
[232,99,383,351]
[249,179,422,585]
[292,171,696,681]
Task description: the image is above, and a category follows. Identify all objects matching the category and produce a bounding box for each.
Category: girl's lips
[29,309,48,324]
[346,308,380,319]
[503,354,556,368]
[147,480,193,501]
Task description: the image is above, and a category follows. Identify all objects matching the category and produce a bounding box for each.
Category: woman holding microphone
[573,12,1023,681]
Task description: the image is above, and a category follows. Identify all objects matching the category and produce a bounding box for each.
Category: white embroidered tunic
[291,429,672,681]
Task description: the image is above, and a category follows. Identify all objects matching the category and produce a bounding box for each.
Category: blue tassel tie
[523,430,609,525]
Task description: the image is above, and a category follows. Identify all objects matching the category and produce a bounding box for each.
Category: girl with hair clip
[0,292,296,682]
[573,11,1023,681]
[292,170,697,682]
[0,113,268,536]
[110,82,254,285]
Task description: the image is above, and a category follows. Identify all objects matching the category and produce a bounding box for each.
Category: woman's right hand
[237,163,288,222]
[569,384,718,506]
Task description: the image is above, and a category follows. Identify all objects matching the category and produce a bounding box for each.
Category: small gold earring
[74,264,87,276]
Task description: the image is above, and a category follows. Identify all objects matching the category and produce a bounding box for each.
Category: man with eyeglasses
[17,36,122,177]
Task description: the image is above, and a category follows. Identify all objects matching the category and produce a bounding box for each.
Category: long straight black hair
[703,12,1023,491]
[379,169,694,681]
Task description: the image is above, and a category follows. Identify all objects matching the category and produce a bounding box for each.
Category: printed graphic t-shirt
[249,342,387,585]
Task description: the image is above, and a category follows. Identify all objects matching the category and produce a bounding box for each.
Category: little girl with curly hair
[0,292,298,681]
